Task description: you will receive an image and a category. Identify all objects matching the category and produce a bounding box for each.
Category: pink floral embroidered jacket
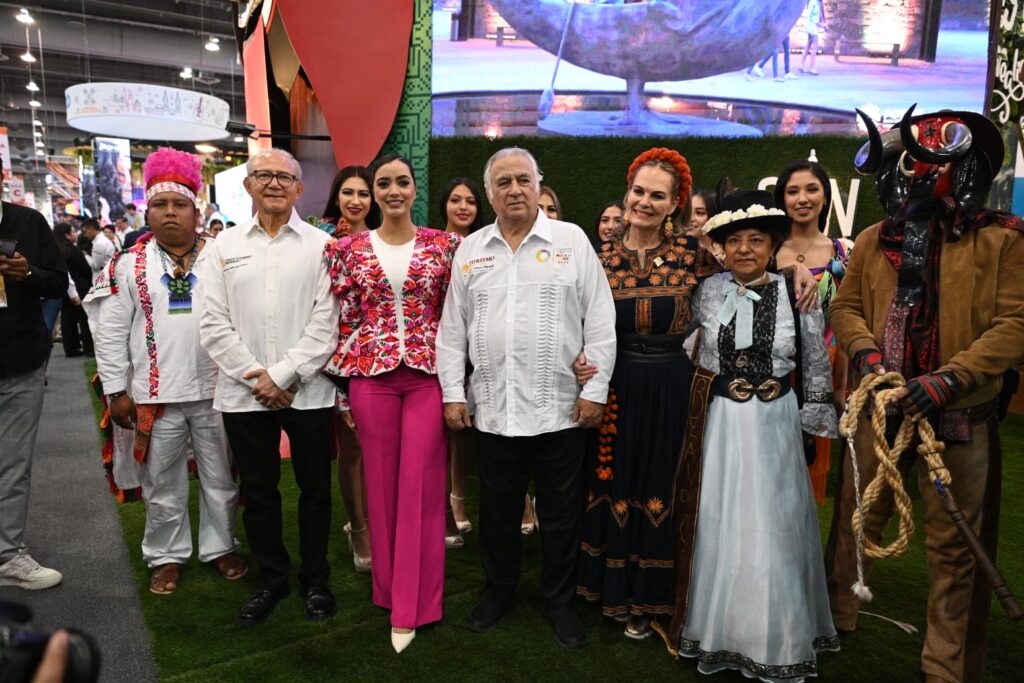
[323,227,461,379]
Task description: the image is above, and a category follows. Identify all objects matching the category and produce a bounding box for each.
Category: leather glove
[852,348,884,378]
[904,371,960,419]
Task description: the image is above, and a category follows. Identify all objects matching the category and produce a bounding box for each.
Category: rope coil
[838,371,951,600]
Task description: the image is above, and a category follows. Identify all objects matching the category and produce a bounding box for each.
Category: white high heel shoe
[343,522,372,573]
[450,493,472,533]
[391,628,416,653]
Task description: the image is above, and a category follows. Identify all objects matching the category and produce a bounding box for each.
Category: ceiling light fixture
[204,37,220,52]
[33,130,42,137]
[32,118,43,126]
[36,149,45,156]
[195,143,219,154]
[179,66,193,79]
[25,80,39,92]
[28,99,41,107]
[34,140,44,148]
[20,50,35,63]
[16,8,34,25]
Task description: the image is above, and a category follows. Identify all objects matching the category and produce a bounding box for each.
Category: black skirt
[577,348,693,617]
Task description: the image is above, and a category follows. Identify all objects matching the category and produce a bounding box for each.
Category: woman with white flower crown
[667,189,839,682]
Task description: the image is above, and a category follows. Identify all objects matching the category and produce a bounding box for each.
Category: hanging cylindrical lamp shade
[65,82,230,141]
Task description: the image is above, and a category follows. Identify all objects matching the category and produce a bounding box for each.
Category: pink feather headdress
[143,147,203,204]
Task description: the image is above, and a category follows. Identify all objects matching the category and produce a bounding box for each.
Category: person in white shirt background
[88,147,246,597]
[81,218,116,282]
[125,203,145,231]
[436,147,616,650]
[199,148,340,628]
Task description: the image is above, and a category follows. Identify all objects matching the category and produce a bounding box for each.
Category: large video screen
[432,0,992,138]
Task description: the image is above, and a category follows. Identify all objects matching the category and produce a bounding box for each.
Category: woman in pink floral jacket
[323,154,460,654]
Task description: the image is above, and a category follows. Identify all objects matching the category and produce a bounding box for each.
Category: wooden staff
[931,477,1022,620]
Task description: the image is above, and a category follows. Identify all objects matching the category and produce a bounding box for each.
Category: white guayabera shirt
[199,209,339,412]
[437,211,616,437]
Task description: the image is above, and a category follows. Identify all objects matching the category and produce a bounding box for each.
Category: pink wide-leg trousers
[349,364,447,628]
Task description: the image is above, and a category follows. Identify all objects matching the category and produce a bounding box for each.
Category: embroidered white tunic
[91,239,218,404]
[436,211,616,437]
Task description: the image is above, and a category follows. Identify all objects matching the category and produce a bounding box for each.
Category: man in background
[0,156,68,590]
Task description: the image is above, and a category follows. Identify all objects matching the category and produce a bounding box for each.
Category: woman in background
[593,199,625,249]
[438,177,484,545]
[320,165,381,571]
[539,185,563,221]
[685,189,724,271]
[773,159,851,504]
[320,165,381,238]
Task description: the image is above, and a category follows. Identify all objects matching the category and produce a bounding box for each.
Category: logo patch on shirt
[535,249,551,263]
[554,248,572,265]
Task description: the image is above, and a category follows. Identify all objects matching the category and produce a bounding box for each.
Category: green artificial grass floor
[84,363,1024,681]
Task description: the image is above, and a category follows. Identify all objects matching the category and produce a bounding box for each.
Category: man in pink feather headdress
[86,147,247,595]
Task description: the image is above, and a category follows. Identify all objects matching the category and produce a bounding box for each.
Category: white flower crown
[702,204,787,235]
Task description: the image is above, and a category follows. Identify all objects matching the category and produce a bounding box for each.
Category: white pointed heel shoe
[391,628,416,653]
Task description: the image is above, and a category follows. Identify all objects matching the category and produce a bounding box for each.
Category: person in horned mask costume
[826,106,1024,683]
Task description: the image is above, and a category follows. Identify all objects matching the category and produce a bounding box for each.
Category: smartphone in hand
[0,239,17,258]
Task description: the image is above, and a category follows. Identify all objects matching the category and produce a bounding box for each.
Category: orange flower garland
[626,147,693,209]
[595,389,619,481]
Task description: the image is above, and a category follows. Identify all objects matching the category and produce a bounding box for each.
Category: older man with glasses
[199,148,339,627]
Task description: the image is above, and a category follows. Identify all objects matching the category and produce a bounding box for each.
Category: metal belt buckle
[727,378,754,402]
[756,378,782,401]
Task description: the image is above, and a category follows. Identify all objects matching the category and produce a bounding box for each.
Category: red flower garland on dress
[626,147,693,209]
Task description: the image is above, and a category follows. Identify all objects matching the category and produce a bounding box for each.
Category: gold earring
[663,215,673,238]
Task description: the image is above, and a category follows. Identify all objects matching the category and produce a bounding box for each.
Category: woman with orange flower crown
[575,147,702,640]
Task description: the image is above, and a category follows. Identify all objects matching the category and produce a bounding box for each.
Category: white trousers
[140,399,240,567]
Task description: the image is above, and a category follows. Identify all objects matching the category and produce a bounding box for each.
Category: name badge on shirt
[554,248,572,265]
[462,256,496,278]
[223,255,253,273]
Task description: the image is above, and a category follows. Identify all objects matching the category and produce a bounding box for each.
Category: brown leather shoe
[211,552,248,580]
[150,563,182,595]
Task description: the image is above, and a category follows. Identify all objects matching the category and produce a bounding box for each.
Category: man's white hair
[246,147,303,179]
[482,147,543,200]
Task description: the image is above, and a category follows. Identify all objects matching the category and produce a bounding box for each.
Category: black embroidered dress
[577,234,699,618]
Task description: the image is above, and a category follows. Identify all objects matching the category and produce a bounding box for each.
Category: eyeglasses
[249,171,299,188]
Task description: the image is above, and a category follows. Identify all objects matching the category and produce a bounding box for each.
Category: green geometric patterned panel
[381,0,432,226]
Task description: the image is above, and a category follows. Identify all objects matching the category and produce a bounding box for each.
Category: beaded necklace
[156,238,201,315]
